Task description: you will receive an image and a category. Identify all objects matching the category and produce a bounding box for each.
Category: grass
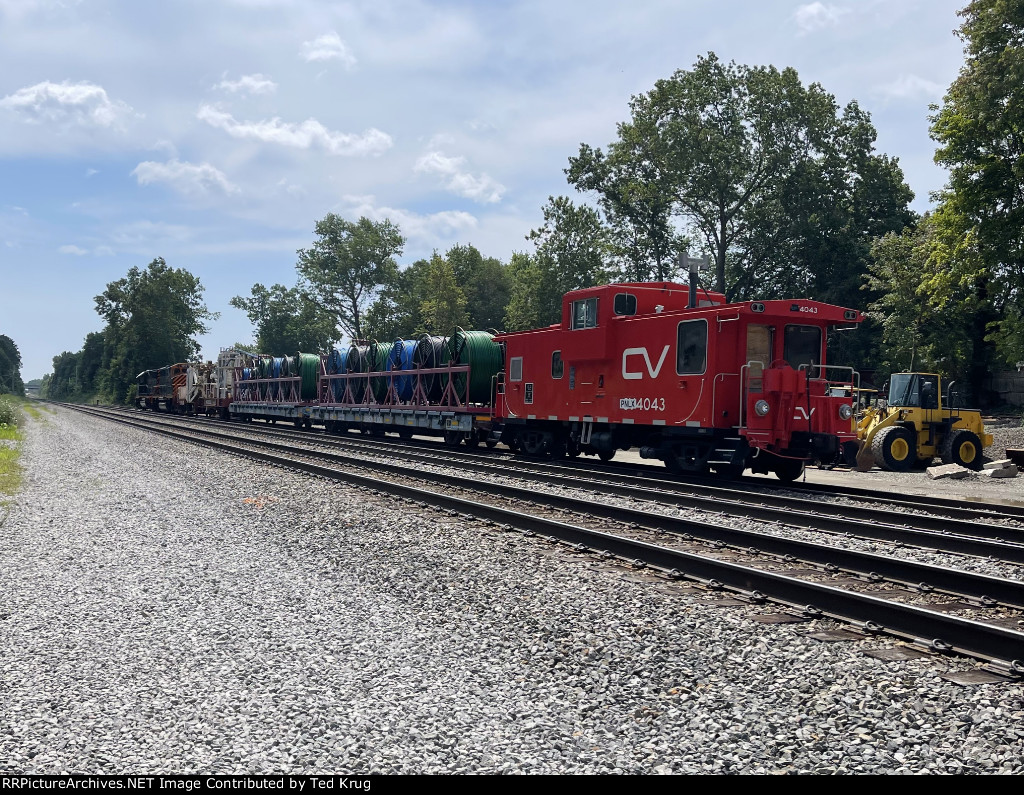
[0,394,24,503]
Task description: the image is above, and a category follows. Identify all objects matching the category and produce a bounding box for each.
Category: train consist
[136,280,864,480]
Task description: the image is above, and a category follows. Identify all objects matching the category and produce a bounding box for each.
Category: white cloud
[0,0,75,18]
[874,74,946,101]
[414,151,505,204]
[793,2,849,34]
[214,73,277,95]
[150,139,178,158]
[0,80,135,127]
[110,220,193,248]
[300,32,356,68]
[57,244,87,255]
[197,104,393,156]
[85,168,98,177]
[341,194,478,243]
[132,159,240,195]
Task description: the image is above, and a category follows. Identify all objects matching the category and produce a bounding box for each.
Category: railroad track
[104,405,1024,551]
[68,403,1024,675]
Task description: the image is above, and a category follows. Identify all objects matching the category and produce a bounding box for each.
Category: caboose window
[613,293,637,316]
[571,297,599,329]
[551,351,563,379]
[509,356,523,382]
[783,325,821,372]
[676,319,708,375]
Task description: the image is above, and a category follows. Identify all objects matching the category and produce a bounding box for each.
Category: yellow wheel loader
[853,373,993,472]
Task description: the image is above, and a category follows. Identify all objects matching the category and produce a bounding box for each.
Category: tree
[230,283,338,355]
[929,0,1024,368]
[866,224,938,374]
[419,253,468,334]
[568,53,914,301]
[503,253,546,332]
[48,350,82,401]
[445,244,511,330]
[0,335,24,395]
[505,197,613,330]
[94,258,215,403]
[296,215,405,341]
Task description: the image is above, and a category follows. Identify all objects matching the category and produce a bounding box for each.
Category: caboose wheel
[773,457,805,482]
[519,431,548,457]
[711,461,745,479]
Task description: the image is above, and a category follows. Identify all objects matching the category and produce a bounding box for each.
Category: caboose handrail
[799,363,860,391]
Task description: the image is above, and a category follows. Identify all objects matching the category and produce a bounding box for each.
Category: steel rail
[100,405,1024,558]
[70,403,1024,674]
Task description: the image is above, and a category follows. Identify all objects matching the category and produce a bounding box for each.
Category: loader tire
[940,429,983,470]
[871,426,914,472]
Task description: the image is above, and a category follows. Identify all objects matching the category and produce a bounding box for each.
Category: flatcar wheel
[597,449,615,462]
[484,439,497,449]
[443,429,463,448]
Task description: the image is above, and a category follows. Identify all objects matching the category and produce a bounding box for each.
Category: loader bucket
[854,439,875,471]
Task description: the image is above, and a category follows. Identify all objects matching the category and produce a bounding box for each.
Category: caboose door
[745,324,774,394]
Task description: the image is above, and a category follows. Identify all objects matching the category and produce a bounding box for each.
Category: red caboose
[495,282,862,480]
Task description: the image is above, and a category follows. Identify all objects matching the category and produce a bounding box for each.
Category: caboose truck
[495,280,862,481]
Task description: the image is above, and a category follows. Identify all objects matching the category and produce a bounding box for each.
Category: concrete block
[927,463,973,480]
[983,459,1013,470]
[979,465,1018,479]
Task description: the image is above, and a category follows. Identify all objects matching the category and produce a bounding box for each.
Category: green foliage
[0,335,24,395]
[505,197,613,330]
[568,52,914,305]
[866,222,943,373]
[296,215,405,341]
[503,252,547,332]
[419,253,468,334]
[568,142,686,281]
[445,244,511,330]
[0,395,22,499]
[92,258,215,403]
[929,0,1024,368]
[230,283,339,356]
[363,243,511,341]
[0,394,21,427]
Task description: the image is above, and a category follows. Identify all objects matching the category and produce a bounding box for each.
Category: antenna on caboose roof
[678,251,711,308]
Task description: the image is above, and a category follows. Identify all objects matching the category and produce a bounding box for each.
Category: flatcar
[137,279,863,481]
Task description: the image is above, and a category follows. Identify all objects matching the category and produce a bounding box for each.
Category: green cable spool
[370,341,392,402]
[259,356,272,378]
[283,355,296,377]
[297,352,320,401]
[445,329,503,404]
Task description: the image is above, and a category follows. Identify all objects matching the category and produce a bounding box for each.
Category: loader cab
[885,373,941,410]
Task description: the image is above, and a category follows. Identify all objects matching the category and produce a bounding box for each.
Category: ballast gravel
[1,407,1023,774]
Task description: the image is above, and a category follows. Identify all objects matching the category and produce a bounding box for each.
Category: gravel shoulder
[1,407,1023,774]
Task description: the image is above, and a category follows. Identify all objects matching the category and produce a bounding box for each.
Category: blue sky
[1,0,968,380]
